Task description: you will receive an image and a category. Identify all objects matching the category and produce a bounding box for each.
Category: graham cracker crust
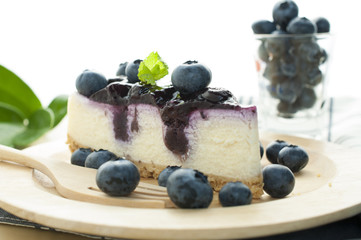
[67,134,264,198]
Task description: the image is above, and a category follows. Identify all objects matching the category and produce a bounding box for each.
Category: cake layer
[67,93,263,197]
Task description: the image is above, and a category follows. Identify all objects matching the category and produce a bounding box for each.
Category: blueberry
[280,55,297,78]
[287,17,317,34]
[263,164,295,198]
[125,59,142,83]
[264,30,290,59]
[260,141,264,159]
[278,145,309,172]
[219,182,252,207]
[258,41,270,62]
[96,159,140,196]
[277,101,298,116]
[75,70,108,97]
[263,58,284,83]
[297,40,322,64]
[158,166,181,187]
[296,60,310,76]
[266,83,279,98]
[294,87,317,109]
[84,149,118,169]
[296,62,322,88]
[265,140,289,164]
[71,148,92,167]
[305,66,322,86]
[276,80,302,104]
[171,61,212,95]
[272,0,299,30]
[263,59,279,81]
[166,169,213,208]
[314,17,330,33]
[116,62,128,76]
[252,20,277,34]
[319,48,328,65]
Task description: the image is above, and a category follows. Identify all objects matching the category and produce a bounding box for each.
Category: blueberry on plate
[96,159,140,196]
[314,17,330,33]
[252,20,277,34]
[219,182,252,207]
[260,141,264,159]
[125,59,142,83]
[263,164,295,198]
[265,140,289,164]
[116,62,128,76]
[76,70,108,97]
[166,168,213,208]
[286,17,317,34]
[158,166,181,187]
[278,144,309,172]
[71,148,92,167]
[272,0,299,30]
[171,61,212,95]
[84,149,118,169]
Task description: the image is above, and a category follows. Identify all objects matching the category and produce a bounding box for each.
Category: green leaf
[138,52,168,85]
[0,65,42,118]
[48,94,68,127]
[0,123,26,147]
[0,65,68,148]
[0,102,25,123]
[27,108,55,129]
[12,108,55,148]
[0,102,26,147]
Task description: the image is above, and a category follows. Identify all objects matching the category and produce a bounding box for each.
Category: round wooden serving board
[0,132,361,239]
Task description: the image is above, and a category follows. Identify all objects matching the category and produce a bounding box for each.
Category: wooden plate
[0,132,361,239]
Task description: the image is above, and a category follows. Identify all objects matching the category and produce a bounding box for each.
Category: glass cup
[254,33,333,139]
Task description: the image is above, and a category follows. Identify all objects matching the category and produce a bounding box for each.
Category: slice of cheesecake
[67,81,263,198]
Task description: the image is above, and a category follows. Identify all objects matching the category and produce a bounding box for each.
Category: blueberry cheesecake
[67,52,263,197]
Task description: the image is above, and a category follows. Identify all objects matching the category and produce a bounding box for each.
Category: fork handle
[0,144,52,180]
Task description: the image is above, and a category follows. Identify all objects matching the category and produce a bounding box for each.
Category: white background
[0,0,359,106]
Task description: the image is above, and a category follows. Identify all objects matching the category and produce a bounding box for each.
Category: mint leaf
[0,65,42,118]
[12,108,55,148]
[48,95,68,127]
[138,52,168,85]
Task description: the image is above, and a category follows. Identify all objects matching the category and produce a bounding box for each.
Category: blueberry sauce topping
[89,79,248,156]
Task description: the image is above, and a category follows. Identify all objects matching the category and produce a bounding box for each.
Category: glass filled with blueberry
[252,0,333,139]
